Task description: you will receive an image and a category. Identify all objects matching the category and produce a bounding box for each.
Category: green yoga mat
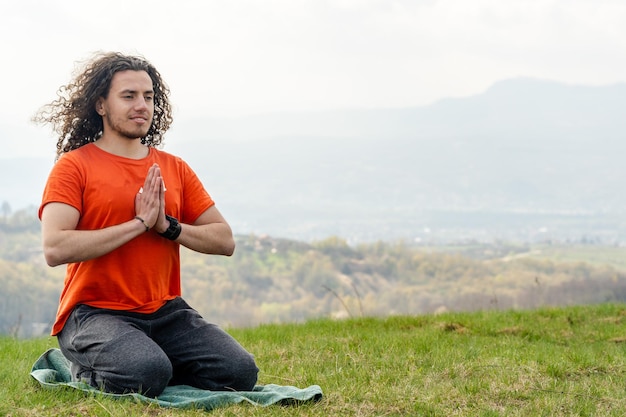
[31,348,323,411]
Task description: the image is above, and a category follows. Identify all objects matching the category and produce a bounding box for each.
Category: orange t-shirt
[39,144,215,335]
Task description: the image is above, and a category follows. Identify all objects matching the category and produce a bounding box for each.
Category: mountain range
[2,78,625,243]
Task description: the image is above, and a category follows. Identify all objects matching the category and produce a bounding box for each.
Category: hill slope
[3,214,626,337]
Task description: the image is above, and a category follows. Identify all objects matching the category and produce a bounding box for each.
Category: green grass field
[3,304,626,416]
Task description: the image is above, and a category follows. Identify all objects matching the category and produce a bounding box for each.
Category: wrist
[153,219,169,234]
[134,216,150,232]
[159,215,182,240]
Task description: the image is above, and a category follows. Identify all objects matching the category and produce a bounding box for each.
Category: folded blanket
[31,348,323,411]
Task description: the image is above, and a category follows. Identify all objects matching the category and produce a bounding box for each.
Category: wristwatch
[159,215,182,240]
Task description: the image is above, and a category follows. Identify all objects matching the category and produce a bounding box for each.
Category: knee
[135,355,172,397]
[226,352,260,391]
[191,352,259,392]
[132,352,173,397]
[102,348,173,397]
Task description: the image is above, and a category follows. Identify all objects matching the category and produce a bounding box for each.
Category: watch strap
[159,215,182,240]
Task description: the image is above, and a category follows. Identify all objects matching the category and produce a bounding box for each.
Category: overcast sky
[2,0,626,158]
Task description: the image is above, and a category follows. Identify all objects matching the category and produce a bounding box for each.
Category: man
[36,52,258,397]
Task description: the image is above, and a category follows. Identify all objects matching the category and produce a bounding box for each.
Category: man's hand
[153,173,169,234]
[134,164,163,230]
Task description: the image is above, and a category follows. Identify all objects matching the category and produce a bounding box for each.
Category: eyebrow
[119,89,155,95]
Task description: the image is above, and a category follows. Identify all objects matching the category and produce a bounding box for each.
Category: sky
[2,0,626,159]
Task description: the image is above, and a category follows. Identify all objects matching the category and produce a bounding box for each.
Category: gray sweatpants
[57,297,259,397]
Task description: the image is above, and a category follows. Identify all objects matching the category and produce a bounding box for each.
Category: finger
[143,164,159,187]
[159,178,166,208]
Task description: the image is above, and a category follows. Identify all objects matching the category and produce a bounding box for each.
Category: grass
[3,304,626,416]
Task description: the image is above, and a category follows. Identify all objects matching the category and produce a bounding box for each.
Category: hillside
[2,78,626,243]
[2,211,626,337]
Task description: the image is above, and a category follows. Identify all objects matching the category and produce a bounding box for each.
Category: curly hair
[34,52,173,160]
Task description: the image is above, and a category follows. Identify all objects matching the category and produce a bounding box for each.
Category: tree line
[1,209,626,337]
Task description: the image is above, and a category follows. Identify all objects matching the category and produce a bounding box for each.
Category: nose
[135,96,149,111]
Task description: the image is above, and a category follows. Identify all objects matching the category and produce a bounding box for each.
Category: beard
[104,113,152,140]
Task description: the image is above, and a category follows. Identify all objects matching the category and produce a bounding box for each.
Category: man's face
[96,70,155,140]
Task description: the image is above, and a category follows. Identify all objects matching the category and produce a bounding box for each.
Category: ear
[95,98,105,116]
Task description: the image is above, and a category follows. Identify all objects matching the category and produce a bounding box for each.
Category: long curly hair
[34,52,173,160]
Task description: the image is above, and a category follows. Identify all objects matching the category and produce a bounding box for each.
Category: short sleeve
[38,154,85,220]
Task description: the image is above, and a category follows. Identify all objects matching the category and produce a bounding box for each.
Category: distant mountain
[3,78,626,243]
